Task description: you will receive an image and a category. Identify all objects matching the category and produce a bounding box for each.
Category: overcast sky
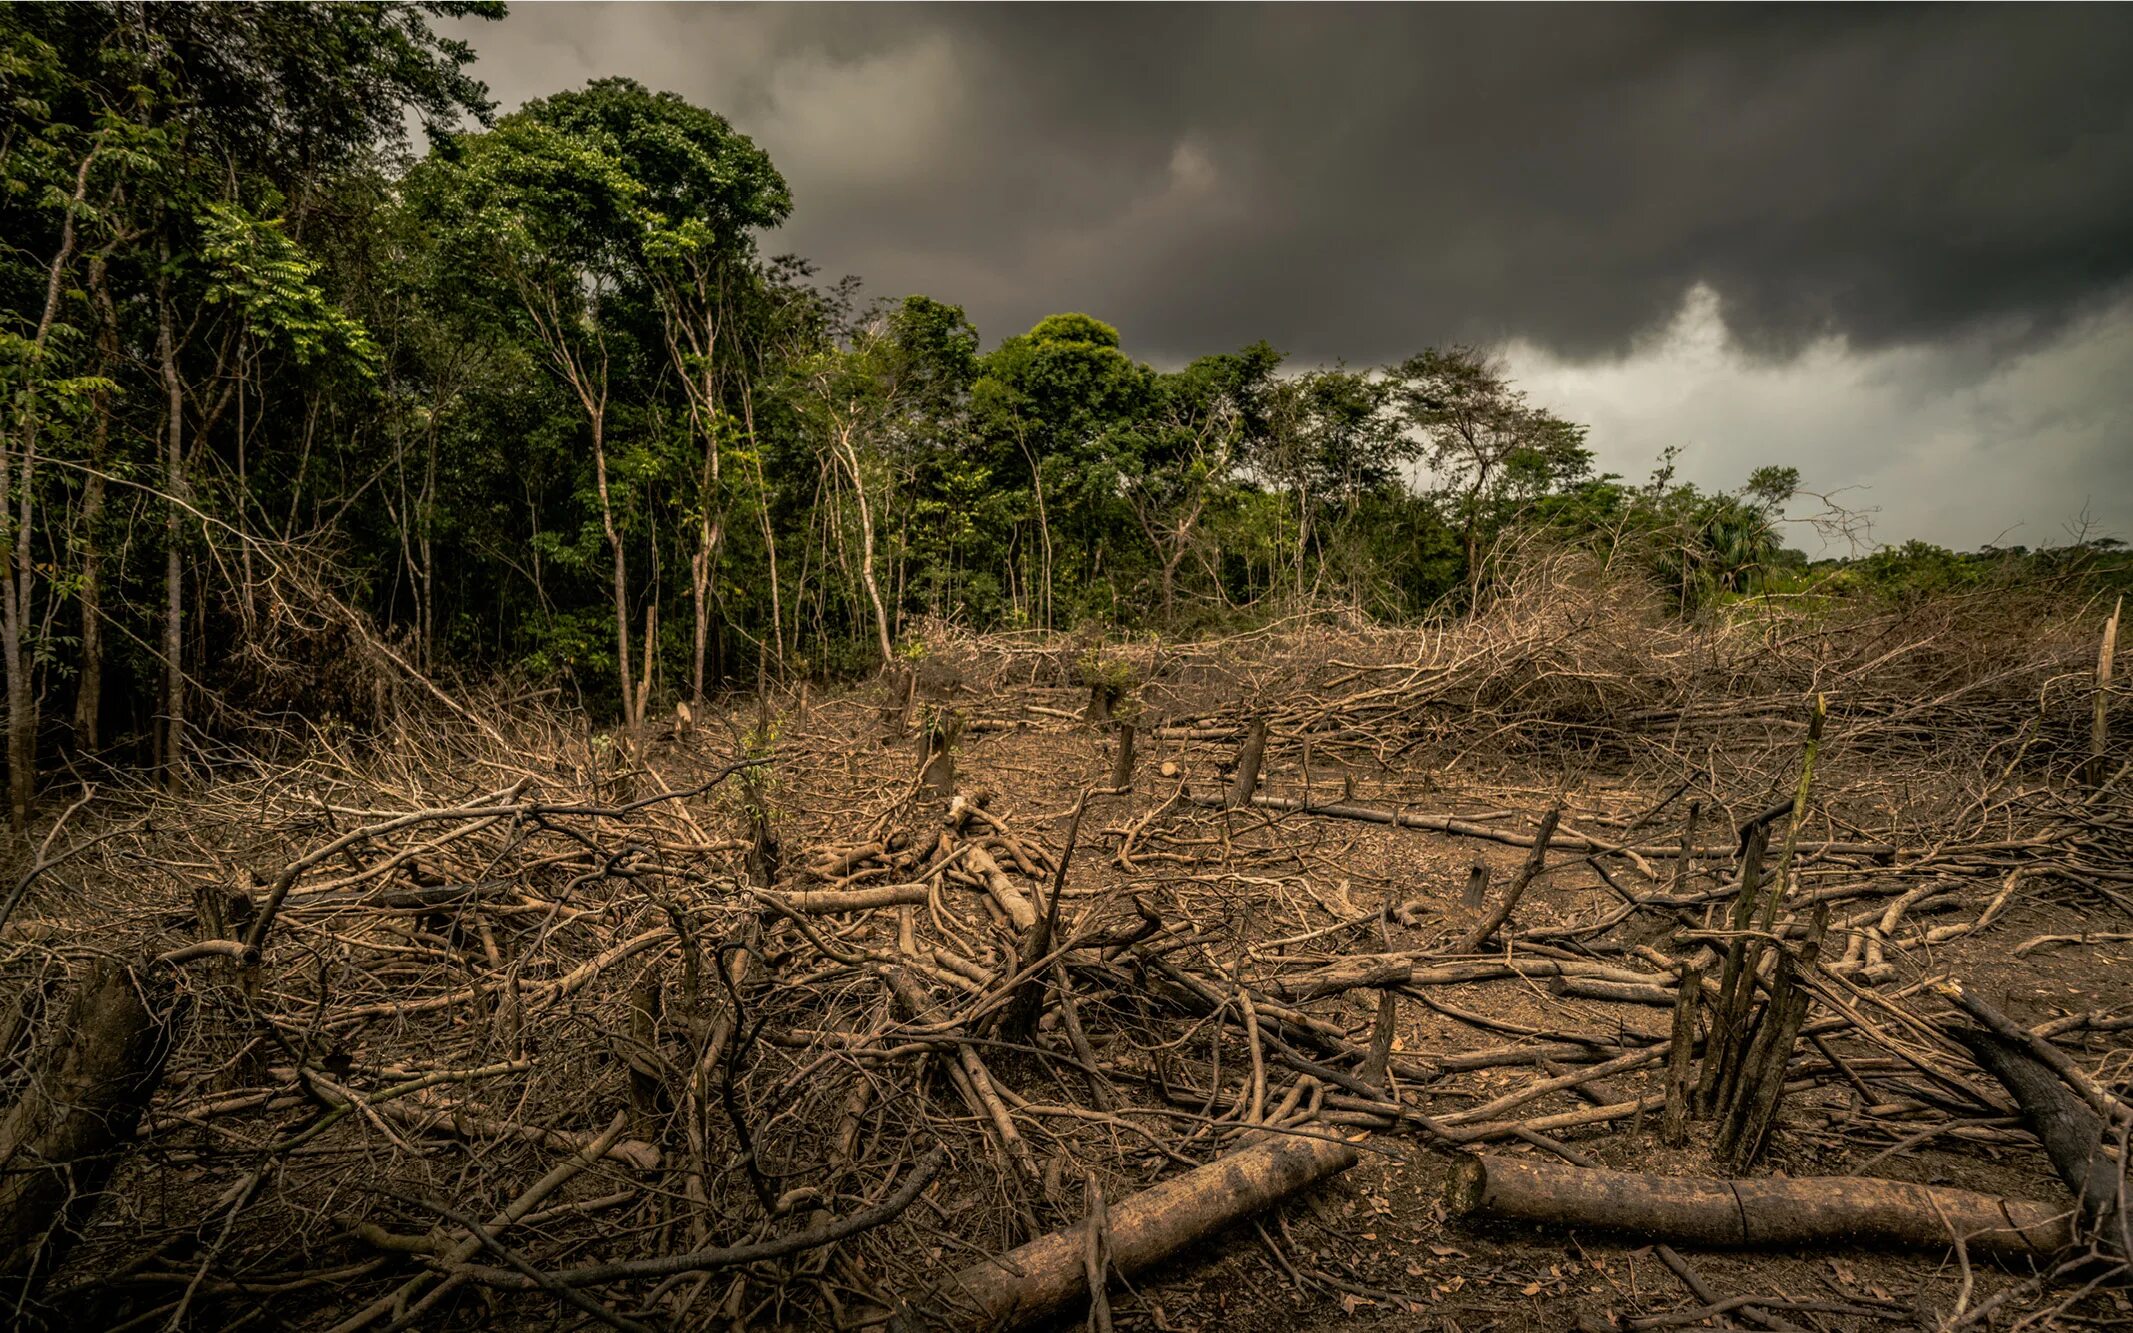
[441,3,2133,552]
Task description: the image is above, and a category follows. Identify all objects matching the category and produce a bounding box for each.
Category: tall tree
[525,79,790,701]
[1394,346,1589,598]
[972,314,1150,627]
[1114,345,1275,622]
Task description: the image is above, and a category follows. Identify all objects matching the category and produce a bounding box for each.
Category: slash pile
[2,562,2128,1331]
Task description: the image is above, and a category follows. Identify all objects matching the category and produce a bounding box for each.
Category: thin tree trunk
[419,414,439,667]
[72,469,104,751]
[834,424,893,667]
[73,260,115,749]
[156,260,187,784]
[590,413,636,732]
[0,150,93,833]
[1022,436,1055,631]
[740,392,785,677]
[690,540,711,702]
[690,358,724,701]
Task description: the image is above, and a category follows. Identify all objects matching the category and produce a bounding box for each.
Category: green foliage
[199,203,379,370]
[1812,537,2131,604]
[1074,648,1138,697]
[0,0,2120,790]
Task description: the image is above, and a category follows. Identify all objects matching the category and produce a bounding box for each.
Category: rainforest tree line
[4,3,2118,833]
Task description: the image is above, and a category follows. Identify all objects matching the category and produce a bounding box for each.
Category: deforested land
[3,6,2132,1332]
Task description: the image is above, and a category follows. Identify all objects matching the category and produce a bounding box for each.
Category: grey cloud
[447,4,2133,362]
[441,4,2133,547]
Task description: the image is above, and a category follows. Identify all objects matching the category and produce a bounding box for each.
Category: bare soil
[2,574,2127,1331]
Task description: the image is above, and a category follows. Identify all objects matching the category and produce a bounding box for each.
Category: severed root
[1448,1155,2074,1260]
[935,1132,1359,1329]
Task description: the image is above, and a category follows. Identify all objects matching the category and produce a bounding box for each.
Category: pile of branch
[0,584,2123,1330]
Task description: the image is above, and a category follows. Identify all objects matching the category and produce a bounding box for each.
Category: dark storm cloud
[440,4,2133,552]
[449,4,2133,364]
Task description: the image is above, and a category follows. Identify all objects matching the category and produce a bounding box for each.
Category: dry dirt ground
[4,599,2128,1331]
[844,679,2131,1333]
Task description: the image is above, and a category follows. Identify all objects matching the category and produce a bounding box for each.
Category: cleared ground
[3,563,2126,1330]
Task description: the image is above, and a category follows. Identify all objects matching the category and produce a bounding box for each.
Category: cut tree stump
[0,960,181,1298]
[1448,1155,2073,1259]
[937,1132,1358,1328]
[1226,717,1269,809]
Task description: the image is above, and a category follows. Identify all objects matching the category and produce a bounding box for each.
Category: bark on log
[0,960,180,1296]
[1448,1155,2073,1259]
[770,883,932,914]
[1951,1027,2120,1228]
[938,1133,1358,1328]
[1662,963,1702,1146]
[1108,720,1135,790]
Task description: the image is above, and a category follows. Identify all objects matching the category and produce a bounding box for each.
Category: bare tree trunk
[72,465,103,752]
[0,154,93,834]
[740,392,785,677]
[72,259,118,755]
[0,526,26,839]
[419,414,438,668]
[690,538,711,702]
[156,264,187,784]
[834,425,894,668]
[590,413,637,733]
[1015,429,1054,631]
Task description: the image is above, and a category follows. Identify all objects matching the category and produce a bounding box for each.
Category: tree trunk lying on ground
[1179,789,1897,859]
[1951,1026,2122,1232]
[0,960,181,1299]
[1448,1155,2074,1260]
[935,1132,1358,1328]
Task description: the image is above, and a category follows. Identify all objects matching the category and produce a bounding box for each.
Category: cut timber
[1662,963,1702,1146]
[962,845,1037,931]
[0,960,180,1296]
[1448,1155,2072,1260]
[938,1133,1357,1328]
[1109,720,1136,790]
[919,710,962,796]
[769,883,931,914]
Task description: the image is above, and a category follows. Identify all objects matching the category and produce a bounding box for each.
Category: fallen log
[1182,791,1896,860]
[1951,1027,2121,1229]
[1271,954,1667,1003]
[1448,1155,2074,1259]
[769,882,933,914]
[936,1132,1358,1328]
[0,960,181,1298]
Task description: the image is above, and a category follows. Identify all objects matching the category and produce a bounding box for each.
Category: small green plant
[739,715,781,805]
[1075,648,1140,722]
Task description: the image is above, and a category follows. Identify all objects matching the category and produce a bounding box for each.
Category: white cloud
[1501,284,2133,552]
